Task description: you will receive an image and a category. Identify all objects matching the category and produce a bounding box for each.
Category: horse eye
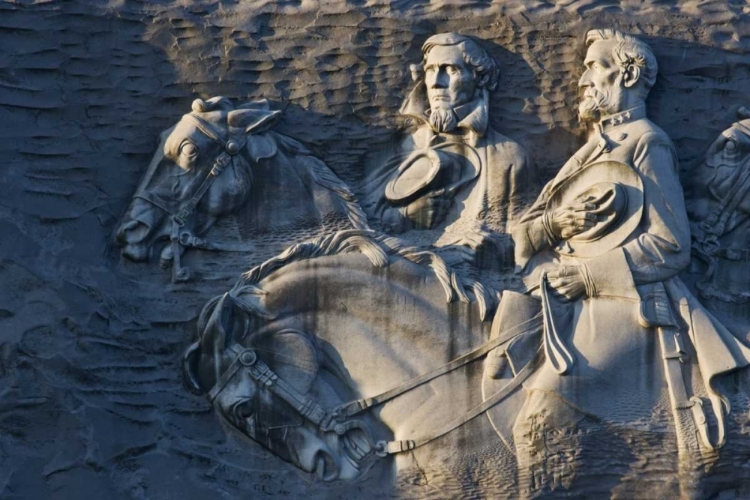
[232,399,255,421]
[725,139,737,152]
[180,141,198,158]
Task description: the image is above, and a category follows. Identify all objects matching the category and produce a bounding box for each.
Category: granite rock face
[2,2,750,498]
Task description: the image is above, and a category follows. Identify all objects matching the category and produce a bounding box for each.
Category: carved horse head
[688,107,750,310]
[179,230,500,483]
[116,96,368,281]
[115,97,281,278]
[182,290,376,482]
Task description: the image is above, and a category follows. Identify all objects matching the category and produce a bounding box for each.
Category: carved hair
[415,33,500,92]
[585,29,658,99]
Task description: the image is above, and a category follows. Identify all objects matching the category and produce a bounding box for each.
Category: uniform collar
[595,104,646,134]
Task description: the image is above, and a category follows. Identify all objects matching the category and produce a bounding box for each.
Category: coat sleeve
[511,194,552,268]
[511,157,577,268]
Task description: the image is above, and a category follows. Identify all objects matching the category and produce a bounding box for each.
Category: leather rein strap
[335,313,541,419]
[207,312,543,456]
[377,347,541,456]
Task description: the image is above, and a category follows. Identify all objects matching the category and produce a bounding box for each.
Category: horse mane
[205,230,496,326]
[270,131,370,231]
[192,95,370,232]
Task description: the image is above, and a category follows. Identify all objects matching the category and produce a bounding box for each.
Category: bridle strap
[173,152,232,226]
[734,120,750,139]
[376,346,542,456]
[335,312,542,419]
[165,113,246,281]
[208,342,340,433]
[207,343,256,403]
[206,312,544,457]
[183,113,229,148]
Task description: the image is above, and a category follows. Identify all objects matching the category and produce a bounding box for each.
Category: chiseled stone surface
[1,2,750,498]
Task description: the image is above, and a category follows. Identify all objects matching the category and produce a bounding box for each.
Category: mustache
[581,88,610,107]
[578,88,611,122]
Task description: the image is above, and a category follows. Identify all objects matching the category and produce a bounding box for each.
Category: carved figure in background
[116,97,367,281]
[686,107,750,336]
[364,33,537,263]
[485,29,750,497]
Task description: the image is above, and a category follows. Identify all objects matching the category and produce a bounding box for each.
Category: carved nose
[116,220,152,262]
[116,220,147,245]
[432,71,448,88]
[578,73,591,88]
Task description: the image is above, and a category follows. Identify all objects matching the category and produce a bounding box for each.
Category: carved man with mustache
[364,33,538,267]
[486,29,750,496]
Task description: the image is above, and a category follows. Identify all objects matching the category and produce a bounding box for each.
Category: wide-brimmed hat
[384,141,481,204]
[546,160,644,258]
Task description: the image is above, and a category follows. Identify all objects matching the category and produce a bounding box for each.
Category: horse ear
[182,341,205,395]
[246,134,278,162]
[228,108,282,134]
[192,96,234,113]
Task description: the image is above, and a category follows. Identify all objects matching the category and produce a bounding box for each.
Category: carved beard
[578,87,619,123]
[429,107,459,133]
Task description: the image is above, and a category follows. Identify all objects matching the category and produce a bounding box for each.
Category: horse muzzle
[116,218,157,262]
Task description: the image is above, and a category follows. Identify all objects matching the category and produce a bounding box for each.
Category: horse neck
[313,328,424,400]
[250,251,489,405]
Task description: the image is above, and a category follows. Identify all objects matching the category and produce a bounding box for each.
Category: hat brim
[384,142,481,204]
[546,160,644,258]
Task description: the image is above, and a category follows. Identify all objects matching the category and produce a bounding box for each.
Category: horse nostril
[116,220,138,243]
[116,220,152,246]
[120,244,149,262]
[314,451,339,482]
[116,220,152,262]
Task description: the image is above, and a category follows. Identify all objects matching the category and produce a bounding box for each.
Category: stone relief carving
[362,33,539,270]
[115,96,367,281]
[484,29,750,497]
[170,30,750,499]
[182,230,497,483]
[6,2,750,497]
[685,108,750,336]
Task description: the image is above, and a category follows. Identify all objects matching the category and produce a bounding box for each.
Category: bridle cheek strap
[208,343,341,434]
[167,113,246,282]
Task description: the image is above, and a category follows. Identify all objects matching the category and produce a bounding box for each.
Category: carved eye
[180,141,198,159]
[725,139,737,152]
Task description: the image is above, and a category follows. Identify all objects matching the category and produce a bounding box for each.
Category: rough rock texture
[1,1,750,498]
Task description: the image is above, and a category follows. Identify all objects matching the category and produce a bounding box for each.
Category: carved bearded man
[364,33,537,263]
[486,29,750,496]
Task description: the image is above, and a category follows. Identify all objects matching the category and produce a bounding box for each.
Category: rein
[206,311,542,458]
